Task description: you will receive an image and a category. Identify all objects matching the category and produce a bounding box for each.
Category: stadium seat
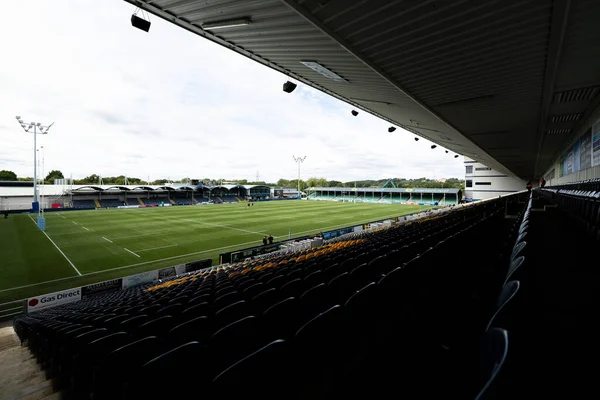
[167,316,212,346]
[127,341,208,400]
[211,316,266,373]
[262,297,302,341]
[92,336,160,400]
[135,315,174,340]
[214,300,249,330]
[251,288,280,314]
[212,339,291,399]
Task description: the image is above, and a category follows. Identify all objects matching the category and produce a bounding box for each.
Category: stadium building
[2,1,600,399]
[307,187,461,205]
[464,157,526,201]
[0,183,272,210]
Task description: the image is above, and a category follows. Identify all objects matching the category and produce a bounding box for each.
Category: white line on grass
[102,236,113,243]
[183,219,265,236]
[82,226,90,231]
[134,244,178,253]
[124,248,141,258]
[27,214,82,276]
[72,221,79,225]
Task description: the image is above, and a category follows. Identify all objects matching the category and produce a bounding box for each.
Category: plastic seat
[181,302,211,320]
[71,330,130,396]
[299,283,331,321]
[212,340,291,399]
[128,341,210,399]
[136,315,174,339]
[262,297,302,340]
[279,278,305,299]
[214,300,249,331]
[251,288,280,314]
[211,316,266,373]
[156,303,183,318]
[118,315,149,336]
[92,336,160,400]
[294,305,348,394]
[168,316,212,346]
[485,280,520,331]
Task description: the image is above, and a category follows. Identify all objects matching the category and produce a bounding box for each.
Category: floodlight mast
[15,117,53,206]
[292,156,306,199]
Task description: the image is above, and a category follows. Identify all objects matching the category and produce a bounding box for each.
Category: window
[465,166,473,174]
[466,180,472,187]
[475,182,492,185]
[475,167,492,171]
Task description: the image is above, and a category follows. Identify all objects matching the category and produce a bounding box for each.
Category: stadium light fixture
[351,110,359,116]
[293,156,306,199]
[15,116,54,209]
[445,150,449,153]
[131,8,151,32]
[454,155,459,158]
[388,126,396,133]
[431,145,437,149]
[202,18,251,30]
[300,61,347,82]
[414,137,419,141]
[283,80,297,93]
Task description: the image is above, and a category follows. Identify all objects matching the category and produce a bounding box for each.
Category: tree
[45,170,64,183]
[0,170,18,181]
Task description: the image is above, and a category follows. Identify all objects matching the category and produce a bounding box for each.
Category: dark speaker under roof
[131,14,151,32]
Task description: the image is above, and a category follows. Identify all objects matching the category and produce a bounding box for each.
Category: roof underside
[126,0,600,180]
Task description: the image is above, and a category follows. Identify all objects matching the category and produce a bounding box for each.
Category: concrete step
[0,326,60,400]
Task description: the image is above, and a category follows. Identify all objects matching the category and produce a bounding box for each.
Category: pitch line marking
[183,219,265,236]
[82,226,90,231]
[72,221,79,225]
[102,236,113,243]
[134,244,178,253]
[124,248,141,258]
[27,214,82,276]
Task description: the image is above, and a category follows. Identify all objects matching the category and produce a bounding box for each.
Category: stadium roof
[308,187,460,194]
[0,184,274,197]
[125,0,600,180]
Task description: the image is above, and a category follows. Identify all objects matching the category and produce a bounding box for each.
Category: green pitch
[0,201,428,303]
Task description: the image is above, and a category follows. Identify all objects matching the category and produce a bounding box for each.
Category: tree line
[0,169,464,190]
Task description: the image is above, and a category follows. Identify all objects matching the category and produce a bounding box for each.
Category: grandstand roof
[126,0,600,180]
[309,187,460,194]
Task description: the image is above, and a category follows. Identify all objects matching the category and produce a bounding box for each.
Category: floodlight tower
[15,116,53,205]
[293,156,306,199]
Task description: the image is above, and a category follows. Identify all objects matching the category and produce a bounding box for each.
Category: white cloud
[0,0,464,183]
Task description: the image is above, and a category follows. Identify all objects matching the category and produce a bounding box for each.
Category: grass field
[0,200,429,303]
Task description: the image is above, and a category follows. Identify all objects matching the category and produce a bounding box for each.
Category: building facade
[464,157,525,201]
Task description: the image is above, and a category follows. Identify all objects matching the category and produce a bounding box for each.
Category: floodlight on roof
[300,61,347,82]
[414,137,419,141]
[351,110,359,116]
[454,155,459,158]
[388,126,396,133]
[202,18,251,30]
[431,145,437,149]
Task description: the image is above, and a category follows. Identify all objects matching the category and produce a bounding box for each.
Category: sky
[0,0,464,183]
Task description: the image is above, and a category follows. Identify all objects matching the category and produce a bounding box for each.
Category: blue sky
[0,0,464,183]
